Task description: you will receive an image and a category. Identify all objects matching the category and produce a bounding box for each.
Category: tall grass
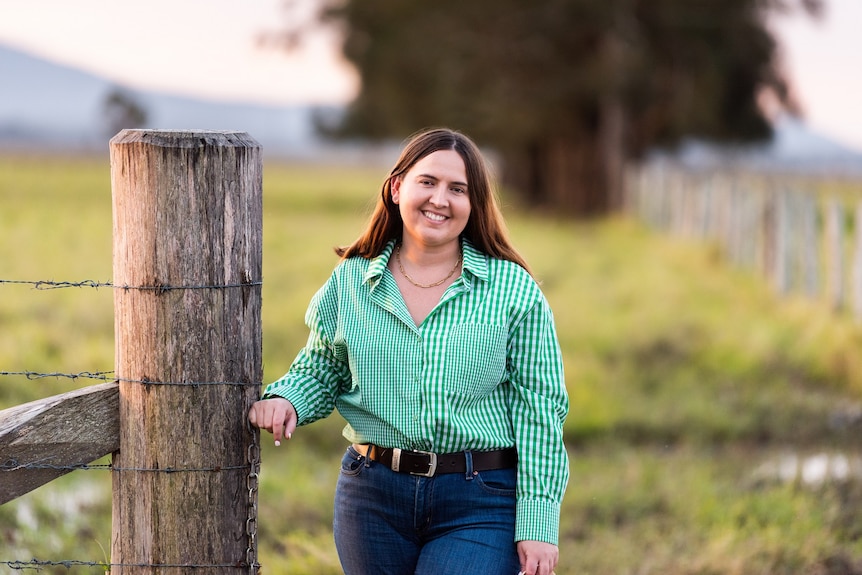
[2,155,862,574]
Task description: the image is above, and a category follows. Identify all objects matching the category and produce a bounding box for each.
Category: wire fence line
[1,559,253,571]
[0,370,113,381]
[1,372,262,390]
[0,370,261,388]
[1,276,264,387]
[1,459,249,473]
[0,278,262,291]
[1,275,262,572]
[625,163,862,322]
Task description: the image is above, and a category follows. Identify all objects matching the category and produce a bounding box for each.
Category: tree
[277,0,822,216]
[102,87,148,139]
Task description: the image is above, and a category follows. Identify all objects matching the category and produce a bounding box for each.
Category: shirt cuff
[262,382,311,425]
[516,498,561,545]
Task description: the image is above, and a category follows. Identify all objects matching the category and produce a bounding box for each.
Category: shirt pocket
[444,324,507,397]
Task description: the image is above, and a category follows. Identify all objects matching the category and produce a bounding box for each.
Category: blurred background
[2,1,862,574]
[2,0,861,180]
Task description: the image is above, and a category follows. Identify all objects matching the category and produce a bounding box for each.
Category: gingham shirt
[264,238,569,544]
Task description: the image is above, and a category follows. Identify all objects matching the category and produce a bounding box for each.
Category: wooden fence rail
[0,383,118,505]
[624,163,862,321]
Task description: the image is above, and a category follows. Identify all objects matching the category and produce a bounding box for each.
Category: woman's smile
[422,210,447,222]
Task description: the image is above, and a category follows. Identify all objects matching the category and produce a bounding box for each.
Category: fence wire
[0,371,113,381]
[1,559,253,571]
[0,370,261,388]
[0,460,251,473]
[1,275,263,574]
[0,278,262,291]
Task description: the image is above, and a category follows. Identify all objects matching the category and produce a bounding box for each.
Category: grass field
[2,154,862,574]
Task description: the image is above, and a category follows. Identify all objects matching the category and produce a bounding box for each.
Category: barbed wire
[1,370,260,474]
[0,460,112,472]
[0,371,113,381]
[1,275,263,573]
[0,370,261,387]
[0,279,262,291]
[115,376,260,388]
[0,559,254,571]
[0,460,251,473]
[0,279,113,290]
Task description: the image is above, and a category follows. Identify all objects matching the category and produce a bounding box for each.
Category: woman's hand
[248,398,297,446]
[517,540,558,575]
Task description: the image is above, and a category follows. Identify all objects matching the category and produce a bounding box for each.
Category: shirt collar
[460,238,489,283]
[363,237,490,286]
[363,240,396,287]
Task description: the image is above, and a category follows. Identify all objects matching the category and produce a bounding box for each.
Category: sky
[0,0,860,151]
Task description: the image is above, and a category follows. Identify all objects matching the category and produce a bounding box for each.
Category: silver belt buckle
[391,448,438,477]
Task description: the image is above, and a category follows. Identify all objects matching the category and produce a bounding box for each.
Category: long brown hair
[336,128,531,273]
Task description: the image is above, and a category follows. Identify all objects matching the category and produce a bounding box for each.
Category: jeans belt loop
[464,450,474,481]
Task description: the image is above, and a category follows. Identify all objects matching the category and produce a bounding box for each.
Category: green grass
[2,155,862,574]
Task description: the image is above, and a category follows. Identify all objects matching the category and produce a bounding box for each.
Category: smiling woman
[248,127,569,575]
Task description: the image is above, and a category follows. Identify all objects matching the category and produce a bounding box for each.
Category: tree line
[272,0,823,216]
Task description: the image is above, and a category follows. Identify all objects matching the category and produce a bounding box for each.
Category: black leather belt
[353,443,517,477]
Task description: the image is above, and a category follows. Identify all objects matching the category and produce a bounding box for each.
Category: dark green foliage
[298,0,822,214]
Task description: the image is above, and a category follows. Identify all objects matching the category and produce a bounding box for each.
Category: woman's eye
[451,187,466,194]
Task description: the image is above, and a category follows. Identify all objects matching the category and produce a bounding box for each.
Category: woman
[249,128,568,575]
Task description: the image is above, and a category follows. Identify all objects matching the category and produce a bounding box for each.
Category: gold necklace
[396,244,462,288]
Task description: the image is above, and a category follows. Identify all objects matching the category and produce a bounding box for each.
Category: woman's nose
[429,185,448,206]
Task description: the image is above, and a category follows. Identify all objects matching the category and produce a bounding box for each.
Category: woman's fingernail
[275,440,281,447]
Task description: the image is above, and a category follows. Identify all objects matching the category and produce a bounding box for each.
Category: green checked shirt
[264,238,569,544]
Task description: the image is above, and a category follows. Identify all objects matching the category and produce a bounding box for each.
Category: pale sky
[0,0,860,151]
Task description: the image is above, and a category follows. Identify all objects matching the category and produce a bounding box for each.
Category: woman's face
[392,150,471,251]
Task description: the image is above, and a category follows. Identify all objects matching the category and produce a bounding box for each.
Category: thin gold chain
[396,244,462,288]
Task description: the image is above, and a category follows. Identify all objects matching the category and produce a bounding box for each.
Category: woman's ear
[391,177,401,204]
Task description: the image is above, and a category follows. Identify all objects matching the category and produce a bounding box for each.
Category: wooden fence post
[800,193,820,298]
[773,191,791,295]
[110,130,262,574]
[826,199,845,310]
[853,202,862,322]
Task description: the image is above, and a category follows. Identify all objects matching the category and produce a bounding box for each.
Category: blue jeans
[333,445,521,575]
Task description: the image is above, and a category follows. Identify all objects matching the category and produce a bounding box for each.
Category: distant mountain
[3,42,861,176]
[0,42,328,156]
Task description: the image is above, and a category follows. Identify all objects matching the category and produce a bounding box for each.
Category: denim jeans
[333,445,521,575]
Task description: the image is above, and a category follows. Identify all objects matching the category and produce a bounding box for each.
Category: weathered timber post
[110,130,262,574]
[826,200,845,310]
[853,202,862,322]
